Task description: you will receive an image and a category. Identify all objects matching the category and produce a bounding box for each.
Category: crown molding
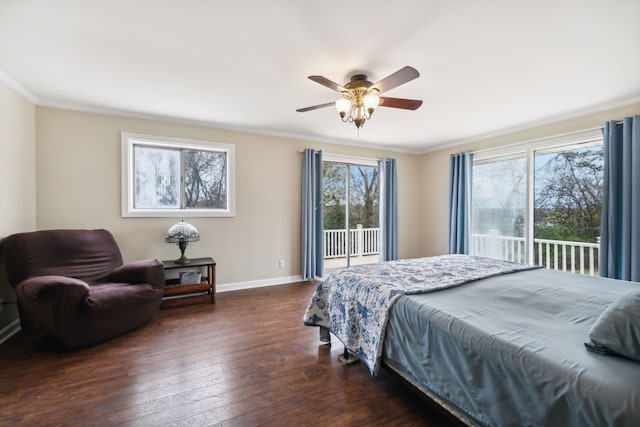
[32,90,640,157]
[36,98,423,155]
[0,69,38,104]
[416,95,640,155]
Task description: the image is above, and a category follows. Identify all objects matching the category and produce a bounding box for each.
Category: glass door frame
[323,154,379,269]
[472,128,604,265]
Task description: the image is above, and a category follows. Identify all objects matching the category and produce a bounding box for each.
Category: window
[533,144,603,273]
[471,129,603,275]
[122,133,235,217]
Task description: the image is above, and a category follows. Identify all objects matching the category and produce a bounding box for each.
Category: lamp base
[175,240,191,263]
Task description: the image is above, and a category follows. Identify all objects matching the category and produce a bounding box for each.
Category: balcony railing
[471,232,599,276]
[324,225,380,259]
[324,229,598,275]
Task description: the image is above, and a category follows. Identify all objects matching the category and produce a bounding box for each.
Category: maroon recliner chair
[1,229,165,348]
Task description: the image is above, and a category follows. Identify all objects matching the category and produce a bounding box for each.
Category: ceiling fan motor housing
[343,74,378,110]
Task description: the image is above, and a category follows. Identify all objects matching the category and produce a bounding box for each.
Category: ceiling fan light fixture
[363,90,380,115]
[335,97,352,117]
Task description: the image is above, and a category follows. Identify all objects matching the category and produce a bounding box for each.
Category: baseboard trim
[0,318,21,344]
[218,275,305,293]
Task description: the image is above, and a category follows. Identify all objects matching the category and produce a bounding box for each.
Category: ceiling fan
[296,66,422,129]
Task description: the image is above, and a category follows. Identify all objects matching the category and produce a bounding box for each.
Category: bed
[303,255,640,427]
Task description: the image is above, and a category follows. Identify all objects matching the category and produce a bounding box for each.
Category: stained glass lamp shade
[165,220,200,263]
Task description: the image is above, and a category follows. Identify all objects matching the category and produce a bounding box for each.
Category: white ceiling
[1,0,639,153]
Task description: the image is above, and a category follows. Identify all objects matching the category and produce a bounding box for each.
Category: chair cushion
[85,283,162,315]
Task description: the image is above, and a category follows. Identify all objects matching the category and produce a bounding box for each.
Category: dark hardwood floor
[0,282,458,426]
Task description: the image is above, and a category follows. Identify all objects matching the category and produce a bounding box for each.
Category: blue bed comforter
[383,267,640,426]
[303,254,538,374]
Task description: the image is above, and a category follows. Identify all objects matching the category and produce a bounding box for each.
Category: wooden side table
[161,257,216,308]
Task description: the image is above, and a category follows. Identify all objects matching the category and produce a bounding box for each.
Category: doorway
[322,160,380,269]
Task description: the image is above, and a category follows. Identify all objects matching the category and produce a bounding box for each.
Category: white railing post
[488,229,498,259]
[357,224,363,257]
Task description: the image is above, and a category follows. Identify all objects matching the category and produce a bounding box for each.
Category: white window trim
[322,153,379,167]
[121,132,236,217]
[473,128,603,162]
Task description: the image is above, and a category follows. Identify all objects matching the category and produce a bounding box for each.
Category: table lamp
[165,220,200,263]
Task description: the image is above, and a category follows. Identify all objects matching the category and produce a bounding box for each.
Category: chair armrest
[16,275,92,339]
[107,259,165,289]
[19,275,91,302]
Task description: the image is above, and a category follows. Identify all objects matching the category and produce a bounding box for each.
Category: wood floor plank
[0,281,459,426]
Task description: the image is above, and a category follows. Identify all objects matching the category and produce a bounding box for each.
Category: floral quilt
[303,254,539,374]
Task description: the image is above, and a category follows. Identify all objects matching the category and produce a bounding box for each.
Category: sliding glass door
[470,132,603,275]
[323,161,379,269]
[471,156,527,263]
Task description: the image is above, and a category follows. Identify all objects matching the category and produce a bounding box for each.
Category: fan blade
[379,97,422,110]
[308,75,348,93]
[372,66,420,93]
[296,102,335,112]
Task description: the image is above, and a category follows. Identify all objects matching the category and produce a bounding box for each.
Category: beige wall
[35,107,423,286]
[0,80,36,300]
[15,98,640,287]
[419,102,640,256]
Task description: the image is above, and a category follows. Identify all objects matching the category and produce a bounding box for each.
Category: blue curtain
[301,149,324,280]
[448,152,473,254]
[600,116,640,281]
[379,158,398,261]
